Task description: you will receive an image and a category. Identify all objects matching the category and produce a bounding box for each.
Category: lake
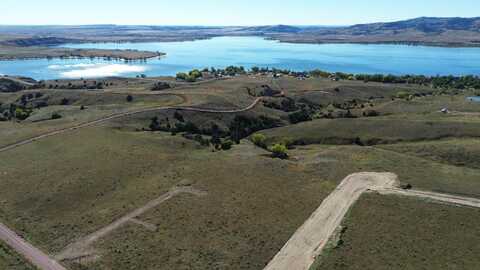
[467,97,480,102]
[1,36,480,80]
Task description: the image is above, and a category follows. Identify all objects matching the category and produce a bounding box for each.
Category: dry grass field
[1,75,480,269]
[311,193,480,270]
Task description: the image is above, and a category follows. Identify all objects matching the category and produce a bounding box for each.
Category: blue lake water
[1,36,480,80]
[467,97,480,102]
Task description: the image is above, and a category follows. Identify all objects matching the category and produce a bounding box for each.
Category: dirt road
[264,172,480,270]
[264,172,398,270]
[0,97,262,154]
[56,186,207,262]
[378,188,480,208]
[0,222,67,270]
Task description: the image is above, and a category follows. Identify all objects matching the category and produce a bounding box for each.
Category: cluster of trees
[33,80,113,90]
[0,104,32,121]
[251,133,289,159]
[176,69,203,82]
[308,70,480,89]
[149,115,233,150]
[177,65,480,90]
[147,112,281,150]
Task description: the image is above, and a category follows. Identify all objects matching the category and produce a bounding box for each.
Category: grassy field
[311,193,480,270]
[0,90,185,147]
[259,116,480,146]
[0,126,337,270]
[0,242,37,270]
[378,138,480,169]
[288,144,480,198]
[0,75,479,269]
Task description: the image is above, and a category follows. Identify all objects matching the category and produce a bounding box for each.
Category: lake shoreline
[0,46,165,62]
[1,36,480,80]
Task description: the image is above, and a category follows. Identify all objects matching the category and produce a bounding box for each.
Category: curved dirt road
[264,172,480,270]
[0,97,262,154]
[0,222,67,270]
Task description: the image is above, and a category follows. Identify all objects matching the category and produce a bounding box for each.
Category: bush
[176,72,188,81]
[396,91,410,99]
[51,113,62,120]
[151,82,171,91]
[251,133,267,148]
[189,69,202,79]
[221,140,234,150]
[270,144,288,159]
[14,107,31,120]
[289,108,312,124]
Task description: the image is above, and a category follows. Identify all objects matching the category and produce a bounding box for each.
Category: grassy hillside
[259,117,480,146]
[289,144,480,198]
[378,139,480,169]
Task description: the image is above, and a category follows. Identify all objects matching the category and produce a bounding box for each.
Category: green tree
[176,72,188,81]
[270,144,288,159]
[251,133,267,148]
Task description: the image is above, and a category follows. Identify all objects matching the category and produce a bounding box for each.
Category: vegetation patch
[0,242,37,270]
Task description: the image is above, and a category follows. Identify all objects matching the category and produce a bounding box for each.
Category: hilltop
[272,17,480,46]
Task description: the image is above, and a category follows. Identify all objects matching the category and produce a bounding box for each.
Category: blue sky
[2,0,478,25]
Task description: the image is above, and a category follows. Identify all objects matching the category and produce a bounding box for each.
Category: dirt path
[378,188,480,208]
[264,172,398,270]
[0,97,262,154]
[56,186,207,262]
[0,222,67,270]
[264,172,480,270]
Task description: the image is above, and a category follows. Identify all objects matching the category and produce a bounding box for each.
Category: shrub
[279,137,295,149]
[14,107,31,120]
[251,133,267,148]
[176,72,188,81]
[289,108,312,124]
[51,113,62,120]
[189,69,202,79]
[396,91,410,99]
[221,140,234,150]
[151,82,171,91]
[270,144,288,159]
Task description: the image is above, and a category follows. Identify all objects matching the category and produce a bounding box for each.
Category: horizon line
[0,16,479,28]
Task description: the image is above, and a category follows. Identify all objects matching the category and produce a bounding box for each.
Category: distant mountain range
[241,17,480,34]
[0,17,480,47]
[344,17,480,33]
[259,17,480,46]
